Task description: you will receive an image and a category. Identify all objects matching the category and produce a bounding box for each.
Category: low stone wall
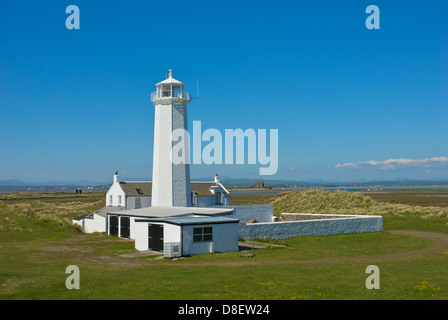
[238,214,383,240]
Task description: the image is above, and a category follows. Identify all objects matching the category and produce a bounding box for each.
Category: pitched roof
[73,206,124,220]
[156,77,184,86]
[191,182,228,196]
[119,182,152,197]
[118,181,229,197]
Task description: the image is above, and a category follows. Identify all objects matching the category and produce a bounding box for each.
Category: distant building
[250,180,265,188]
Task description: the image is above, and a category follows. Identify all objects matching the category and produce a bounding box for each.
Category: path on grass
[143,230,448,267]
[77,230,448,267]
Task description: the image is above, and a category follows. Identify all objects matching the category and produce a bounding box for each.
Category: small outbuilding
[103,205,240,257]
[133,216,239,256]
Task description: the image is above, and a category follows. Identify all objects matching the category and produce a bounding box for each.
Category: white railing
[151,91,191,102]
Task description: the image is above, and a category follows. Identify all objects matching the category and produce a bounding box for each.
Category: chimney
[214,174,219,184]
[114,171,119,184]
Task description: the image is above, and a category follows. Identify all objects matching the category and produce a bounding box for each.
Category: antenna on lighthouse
[191,78,199,99]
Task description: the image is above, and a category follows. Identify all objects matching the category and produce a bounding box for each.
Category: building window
[193,227,213,242]
[109,195,113,206]
[191,191,195,205]
[136,188,143,195]
[214,191,222,204]
[118,195,122,206]
[135,197,141,209]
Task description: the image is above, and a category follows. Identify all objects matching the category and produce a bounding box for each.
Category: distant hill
[0,179,111,187]
[218,178,448,188]
[1,178,447,189]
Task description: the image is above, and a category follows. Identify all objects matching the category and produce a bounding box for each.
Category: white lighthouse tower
[150,70,192,207]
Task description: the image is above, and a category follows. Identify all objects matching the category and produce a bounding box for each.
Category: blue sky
[0,0,447,183]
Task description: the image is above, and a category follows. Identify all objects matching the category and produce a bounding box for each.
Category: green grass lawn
[1,191,447,300]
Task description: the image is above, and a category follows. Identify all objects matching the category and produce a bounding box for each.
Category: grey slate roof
[191,182,229,196]
[93,206,125,218]
[119,182,152,197]
[118,181,229,197]
[73,213,94,221]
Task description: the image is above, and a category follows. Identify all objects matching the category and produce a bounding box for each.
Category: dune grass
[268,190,448,217]
[0,198,104,232]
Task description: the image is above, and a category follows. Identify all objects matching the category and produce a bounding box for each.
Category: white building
[73,70,253,256]
[105,172,230,210]
[134,216,239,255]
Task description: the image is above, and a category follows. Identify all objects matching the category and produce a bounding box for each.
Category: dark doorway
[148,224,164,252]
[120,216,130,238]
[109,215,119,236]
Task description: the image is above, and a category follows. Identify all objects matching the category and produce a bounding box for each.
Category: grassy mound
[270,190,448,219]
[0,193,105,232]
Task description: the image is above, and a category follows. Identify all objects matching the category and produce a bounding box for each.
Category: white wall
[182,223,239,255]
[195,195,230,207]
[133,221,238,255]
[73,219,82,228]
[152,103,174,206]
[171,102,191,207]
[229,205,273,223]
[82,218,95,233]
[93,214,107,233]
[106,182,126,207]
[134,221,149,251]
[164,223,181,243]
[238,215,383,240]
[126,196,151,210]
[196,196,213,207]
[134,221,181,251]
[74,214,106,234]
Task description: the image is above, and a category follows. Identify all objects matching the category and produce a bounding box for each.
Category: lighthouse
[150,70,192,207]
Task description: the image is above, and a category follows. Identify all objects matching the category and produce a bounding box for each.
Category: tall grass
[0,199,104,232]
[270,190,448,219]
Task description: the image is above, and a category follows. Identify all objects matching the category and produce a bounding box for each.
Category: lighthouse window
[162,86,171,97]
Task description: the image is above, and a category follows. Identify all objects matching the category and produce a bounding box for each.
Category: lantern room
[151,69,191,103]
